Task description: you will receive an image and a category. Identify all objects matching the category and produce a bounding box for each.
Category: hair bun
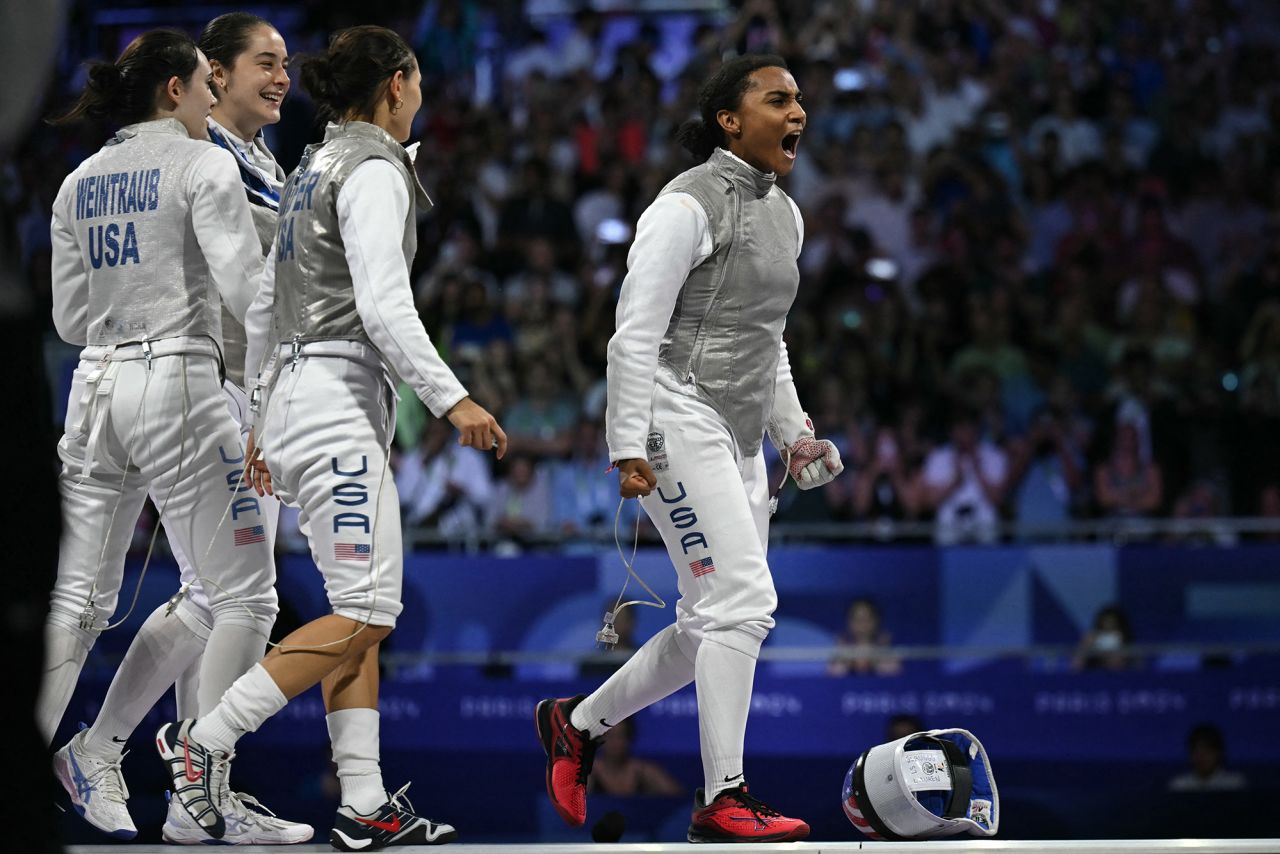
[86,61,124,90]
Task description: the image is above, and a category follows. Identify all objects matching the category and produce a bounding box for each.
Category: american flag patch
[689,556,716,577]
[233,525,266,546]
[334,542,371,562]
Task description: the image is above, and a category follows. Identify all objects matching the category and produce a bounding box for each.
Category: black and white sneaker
[154,720,225,840]
[330,782,457,851]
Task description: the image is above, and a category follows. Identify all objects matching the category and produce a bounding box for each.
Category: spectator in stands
[396,417,494,539]
[853,424,921,527]
[922,407,1010,544]
[828,597,902,677]
[588,717,683,797]
[1168,724,1248,792]
[1094,421,1164,520]
[486,454,553,549]
[503,360,579,458]
[1008,401,1088,537]
[549,419,628,540]
[1073,605,1140,672]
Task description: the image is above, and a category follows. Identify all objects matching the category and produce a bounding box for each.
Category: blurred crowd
[11,0,1280,548]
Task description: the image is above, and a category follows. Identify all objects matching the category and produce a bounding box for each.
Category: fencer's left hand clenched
[244,429,274,497]
[786,436,844,490]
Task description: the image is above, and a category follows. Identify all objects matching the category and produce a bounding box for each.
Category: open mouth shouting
[781,129,802,160]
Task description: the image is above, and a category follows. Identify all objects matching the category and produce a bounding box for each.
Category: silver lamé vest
[657,148,801,457]
[69,119,226,347]
[271,122,430,345]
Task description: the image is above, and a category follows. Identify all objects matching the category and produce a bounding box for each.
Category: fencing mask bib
[842,727,998,839]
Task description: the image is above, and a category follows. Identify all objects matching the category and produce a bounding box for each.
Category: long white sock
[696,629,763,800]
[571,623,696,739]
[190,663,286,754]
[327,708,387,814]
[37,617,96,744]
[80,604,203,757]
[175,655,201,721]
[197,624,269,716]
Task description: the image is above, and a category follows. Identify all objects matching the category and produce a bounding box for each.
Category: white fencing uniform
[244,121,468,628]
[167,118,287,646]
[575,147,820,800]
[38,118,276,742]
[608,148,808,650]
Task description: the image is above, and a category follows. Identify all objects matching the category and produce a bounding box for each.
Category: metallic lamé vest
[71,119,226,347]
[271,122,429,345]
[657,148,801,457]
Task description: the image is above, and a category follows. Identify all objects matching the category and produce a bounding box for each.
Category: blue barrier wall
[57,544,1280,843]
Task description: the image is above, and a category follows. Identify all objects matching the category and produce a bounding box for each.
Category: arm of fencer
[605,192,711,462]
[766,336,812,450]
[339,159,468,417]
[189,146,265,324]
[242,247,276,391]
[50,177,88,345]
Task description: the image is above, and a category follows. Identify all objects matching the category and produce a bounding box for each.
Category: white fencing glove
[787,436,844,490]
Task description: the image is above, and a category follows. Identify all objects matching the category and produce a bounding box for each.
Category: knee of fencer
[46,604,101,648]
[174,598,213,642]
[703,623,770,659]
[207,594,278,634]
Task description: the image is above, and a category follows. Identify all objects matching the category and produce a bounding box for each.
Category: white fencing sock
[197,624,269,715]
[80,603,203,757]
[695,628,764,801]
[37,617,95,744]
[327,708,387,814]
[175,656,201,721]
[190,663,286,754]
[572,623,696,739]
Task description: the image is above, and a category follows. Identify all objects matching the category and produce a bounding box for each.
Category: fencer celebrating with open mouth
[154,25,505,851]
[536,54,843,844]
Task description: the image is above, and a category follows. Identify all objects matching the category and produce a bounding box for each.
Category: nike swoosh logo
[182,737,203,783]
[354,814,401,833]
[600,718,615,728]
[724,772,744,782]
[111,736,127,744]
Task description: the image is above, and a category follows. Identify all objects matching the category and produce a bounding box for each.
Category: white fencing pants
[257,343,403,628]
[40,341,277,739]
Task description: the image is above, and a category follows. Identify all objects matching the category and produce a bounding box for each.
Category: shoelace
[724,788,781,820]
[387,781,416,816]
[576,736,600,786]
[83,750,130,802]
[232,793,293,828]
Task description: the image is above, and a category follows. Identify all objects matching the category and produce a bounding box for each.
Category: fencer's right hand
[616,458,657,499]
[447,397,508,459]
[244,429,274,497]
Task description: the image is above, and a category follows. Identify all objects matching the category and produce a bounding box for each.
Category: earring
[392,99,404,114]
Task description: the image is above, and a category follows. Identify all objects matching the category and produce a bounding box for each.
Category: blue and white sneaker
[52,727,136,839]
[330,782,456,850]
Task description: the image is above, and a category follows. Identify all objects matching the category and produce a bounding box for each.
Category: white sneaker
[52,729,136,839]
[162,752,313,845]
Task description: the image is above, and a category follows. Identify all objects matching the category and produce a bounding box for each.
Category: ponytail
[298,25,416,124]
[52,29,199,128]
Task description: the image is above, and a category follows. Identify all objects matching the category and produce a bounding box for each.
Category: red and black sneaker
[534,695,600,827]
[687,784,810,843]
